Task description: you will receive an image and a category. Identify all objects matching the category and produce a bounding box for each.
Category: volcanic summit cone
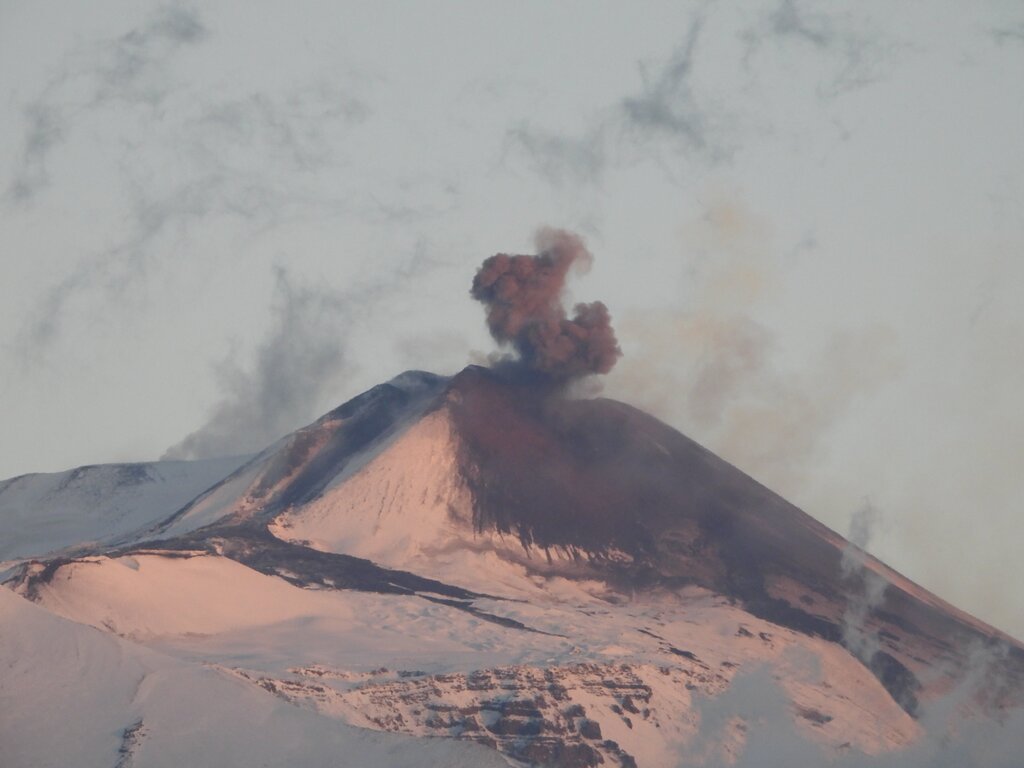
[4,366,1022,767]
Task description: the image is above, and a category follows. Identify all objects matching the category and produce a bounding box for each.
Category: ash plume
[471,228,621,381]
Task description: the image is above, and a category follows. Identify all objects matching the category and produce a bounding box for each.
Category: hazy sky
[2,1,1022,638]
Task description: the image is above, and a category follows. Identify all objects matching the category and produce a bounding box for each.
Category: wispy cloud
[740,0,891,98]
[504,123,607,187]
[496,7,732,189]
[10,7,372,360]
[191,84,369,174]
[992,23,1024,46]
[7,5,207,202]
[92,4,206,106]
[768,0,832,48]
[502,1,899,192]
[621,12,728,160]
[8,101,67,202]
[19,172,272,357]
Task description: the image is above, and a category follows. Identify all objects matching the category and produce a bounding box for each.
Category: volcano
[3,366,1022,767]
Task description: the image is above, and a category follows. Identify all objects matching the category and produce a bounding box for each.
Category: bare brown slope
[443,366,1024,712]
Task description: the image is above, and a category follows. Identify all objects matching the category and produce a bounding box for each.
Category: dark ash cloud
[471,228,621,382]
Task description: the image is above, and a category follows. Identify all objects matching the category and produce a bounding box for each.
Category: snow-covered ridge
[0,455,248,562]
[151,371,449,540]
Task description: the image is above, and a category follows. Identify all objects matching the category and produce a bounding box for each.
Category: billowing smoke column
[471,228,621,381]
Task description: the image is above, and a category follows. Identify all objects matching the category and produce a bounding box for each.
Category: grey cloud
[10,4,372,359]
[162,268,355,461]
[92,5,206,106]
[8,102,66,201]
[142,5,205,44]
[194,85,369,174]
[15,67,370,357]
[505,123,607,187]
[7,6,206,203]
[621,13,727,160]
[992,24,1024,46]
[20,266,89,356]
[363,176,462,227]
[501,8,731,190]
[504,1,884,190]
[768,0,833,48]
[741,0,888,98]
[20,174,238,355]
[16,168,222,353]
[501,2,897,191]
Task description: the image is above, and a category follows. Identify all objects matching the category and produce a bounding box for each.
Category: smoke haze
[692,660,1024,767]
[605,197,901,501]
[162,268,354,461]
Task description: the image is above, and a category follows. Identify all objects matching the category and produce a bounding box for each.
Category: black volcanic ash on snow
[471,228,621,381]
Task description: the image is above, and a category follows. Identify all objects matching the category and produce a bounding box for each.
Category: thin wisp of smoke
[840,501,889,662]
[471,228,621,381]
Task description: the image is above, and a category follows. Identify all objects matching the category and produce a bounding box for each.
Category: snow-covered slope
[0,587,508,768]
[14,549,922,765]
[0,456,247,562]
[270,407,483,573]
